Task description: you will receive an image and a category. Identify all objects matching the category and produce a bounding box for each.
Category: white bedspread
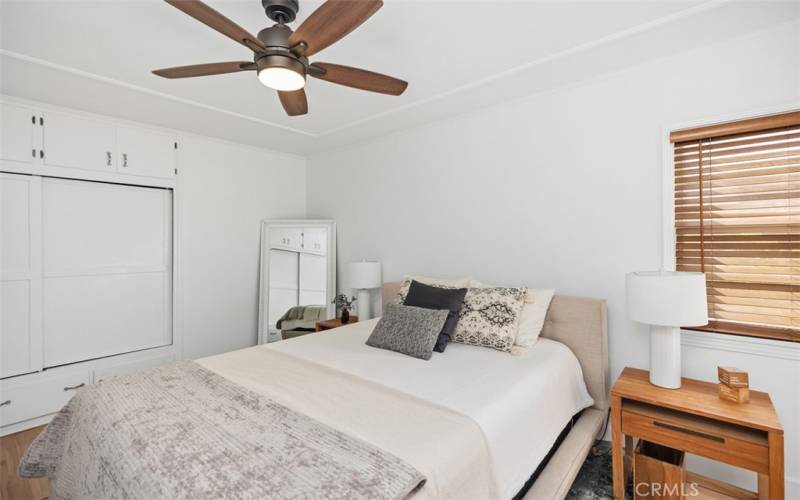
[201,319,593,499]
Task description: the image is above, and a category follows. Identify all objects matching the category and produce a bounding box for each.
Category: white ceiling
[2,0,798,155]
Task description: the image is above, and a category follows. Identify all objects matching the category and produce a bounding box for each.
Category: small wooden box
[718,366,749,388]
[718,383,750,403]
[634,440,686,500]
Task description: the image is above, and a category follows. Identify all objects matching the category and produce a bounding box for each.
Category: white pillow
[394,275,472,303]
[469,280,555,347]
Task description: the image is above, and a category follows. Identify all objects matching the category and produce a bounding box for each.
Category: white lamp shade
[626,271,708,327]
[349,261,382,289]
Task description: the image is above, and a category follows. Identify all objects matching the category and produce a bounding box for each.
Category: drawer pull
[653,420,725,443]
[0,400,10,407]
[63,383,86,391]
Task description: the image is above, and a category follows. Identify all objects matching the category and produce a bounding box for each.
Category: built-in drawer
[0,371,90,427]
[93,354,173,383]
[622,400,769,473]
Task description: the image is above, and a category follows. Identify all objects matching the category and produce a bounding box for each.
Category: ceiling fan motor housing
[262,0,299,23]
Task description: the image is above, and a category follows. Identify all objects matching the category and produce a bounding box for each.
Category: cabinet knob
[106,151,112,166]
[63,383,85,391]
[122,153,128,168]
[0,400,10,407]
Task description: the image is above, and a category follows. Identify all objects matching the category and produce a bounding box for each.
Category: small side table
[315,316,359,332]
[611,367,783,499]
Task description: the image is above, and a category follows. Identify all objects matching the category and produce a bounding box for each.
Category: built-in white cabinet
[0,103,38,164]
[1,98,176,180]
[0,97,179,437]
[0,173,42,379]
[302,228,327,254]
[270,227,304,251]
[0,370,90,427]
[42,111,117,172]
[116,125,176,178]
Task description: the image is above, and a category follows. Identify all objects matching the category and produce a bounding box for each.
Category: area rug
[566,441,614,499]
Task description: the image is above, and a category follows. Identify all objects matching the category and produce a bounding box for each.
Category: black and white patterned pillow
[366,303,450,360]
[452,287,527,352]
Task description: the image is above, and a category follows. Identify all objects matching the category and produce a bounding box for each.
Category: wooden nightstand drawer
[622,401,769,474]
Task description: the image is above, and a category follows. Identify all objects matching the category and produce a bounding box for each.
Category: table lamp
[350,261,382,320]
[626,271,708,389]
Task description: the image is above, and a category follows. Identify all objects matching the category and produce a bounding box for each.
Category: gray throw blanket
[276,304,327,330]
[19,361,424,500]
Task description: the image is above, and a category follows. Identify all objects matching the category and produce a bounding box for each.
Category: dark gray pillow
[366,303,449,360]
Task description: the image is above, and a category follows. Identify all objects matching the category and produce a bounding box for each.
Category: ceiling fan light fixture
[256,55,306,91]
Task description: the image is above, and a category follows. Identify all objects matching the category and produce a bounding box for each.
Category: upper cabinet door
[116,125,176,179]
[42,111,116,172]
[270,227,304,251]
[302,228,327,255]
[1,103,38,164]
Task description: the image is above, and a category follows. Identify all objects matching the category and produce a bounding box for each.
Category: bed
[22,283,608,500]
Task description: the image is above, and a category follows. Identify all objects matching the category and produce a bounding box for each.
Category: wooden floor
[0,426,48,500]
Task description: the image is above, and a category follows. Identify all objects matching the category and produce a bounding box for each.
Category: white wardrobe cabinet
[1,173,42,379]
[42,111,117,172]
[38,110,176,179]
[1,98,179,436]
[270,227,304,251]
[302,228,327,254]
[116,125,176,179]
[1,102,38,164]
[0,370,90,427]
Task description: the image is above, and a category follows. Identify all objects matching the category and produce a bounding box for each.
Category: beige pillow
[394,275,471,304]
[469,280,555,348]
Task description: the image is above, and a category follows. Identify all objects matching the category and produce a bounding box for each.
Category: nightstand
[315,317,359,332]
[611,367,783,499]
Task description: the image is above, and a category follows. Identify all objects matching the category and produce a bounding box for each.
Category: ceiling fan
[152,0,408,116]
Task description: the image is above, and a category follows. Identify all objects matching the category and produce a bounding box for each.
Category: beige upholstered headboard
[381,283,609,411]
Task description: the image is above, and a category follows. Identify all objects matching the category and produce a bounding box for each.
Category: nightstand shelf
[611,367,783,499]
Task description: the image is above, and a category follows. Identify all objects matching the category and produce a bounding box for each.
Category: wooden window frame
[665,109,800,343]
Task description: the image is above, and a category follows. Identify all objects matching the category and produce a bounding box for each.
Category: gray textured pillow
[366,303,449,360]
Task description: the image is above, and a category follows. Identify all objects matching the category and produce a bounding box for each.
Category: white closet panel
[43,273,169,366]
[42,179,168,272]
[40,178,172,368]
[1,174,42,378]
[299,253,327,305]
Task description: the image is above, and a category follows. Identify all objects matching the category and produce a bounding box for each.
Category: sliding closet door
[1,174,42,378]
[268,249,298,330]
[299,253,327,306]
[41,178,172,367]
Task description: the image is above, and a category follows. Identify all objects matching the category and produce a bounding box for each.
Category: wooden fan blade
[164,0,266,52]
[309,63,407,95]
[153,61,255,79]
[278,89,308,116]
[288,0,382,57]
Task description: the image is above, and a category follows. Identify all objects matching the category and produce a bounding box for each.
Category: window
[671,111,799,342]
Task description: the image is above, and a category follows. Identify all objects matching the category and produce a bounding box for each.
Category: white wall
[306,21,800,493]
[179,136,305,359]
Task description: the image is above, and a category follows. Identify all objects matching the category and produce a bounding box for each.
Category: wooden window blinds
[671,111,800,342]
